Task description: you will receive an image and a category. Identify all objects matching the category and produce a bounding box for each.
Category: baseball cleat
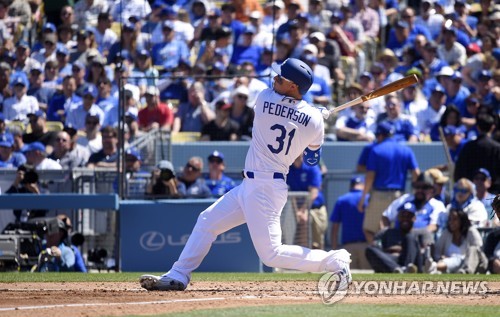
[139,274,186,291]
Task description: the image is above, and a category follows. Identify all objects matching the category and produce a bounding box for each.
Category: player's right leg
[140,186,245,291]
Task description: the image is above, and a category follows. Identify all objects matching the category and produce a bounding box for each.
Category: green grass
[120,304,499,317]
[0,272,498,283]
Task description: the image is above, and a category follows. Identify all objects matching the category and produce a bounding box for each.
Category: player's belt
[242,171,285,180]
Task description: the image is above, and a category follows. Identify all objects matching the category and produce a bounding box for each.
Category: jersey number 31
[267,124,296,155]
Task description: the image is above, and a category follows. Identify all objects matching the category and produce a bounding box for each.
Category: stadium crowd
[0,0,499,273]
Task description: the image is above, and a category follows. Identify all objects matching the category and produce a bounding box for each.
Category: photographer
[6,165,47,223]
[145,160,182,199]
[37,217,76,272]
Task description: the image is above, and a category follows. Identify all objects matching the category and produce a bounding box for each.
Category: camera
[160,169,174,181]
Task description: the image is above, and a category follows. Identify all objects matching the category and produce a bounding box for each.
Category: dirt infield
[0,281,498,317]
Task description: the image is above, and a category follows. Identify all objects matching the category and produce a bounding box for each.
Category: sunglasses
[85,121,99,125]
[56,138,69,142]
[236,94,248,100]
[209,158,223,164]
[413,185,432,190]
[454,187,469,194]
[185,163,201,172]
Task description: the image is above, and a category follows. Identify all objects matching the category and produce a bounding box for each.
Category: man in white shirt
[3,75,39,124]
[22,141,62,170]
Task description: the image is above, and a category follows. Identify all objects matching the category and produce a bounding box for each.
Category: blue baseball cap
[360,71,373,80]
[0,133,14,147]
[208,150,224,161]
[475,168,491,179]
[271,58,314,95]
[432,84,446,94]
[375,121,394,136]
[22,141,46,153]
[137,49,150,58]
[396,20,409,29]
[12,75,28,87]
[243,24,256,34]
[83,85,98,98]
[17,40,30,49]
[350,175,365,186]
[397,201,417,214]
[56,45,69,56]
[212,61,226,72]
[126,147,142,161]
[72,61,86,70]
[492,48,500,61]
[43,22,57,32]
[477,70,492,81]
[0,113,5,121]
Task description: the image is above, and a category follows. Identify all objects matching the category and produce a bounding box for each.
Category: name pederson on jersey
[245,88,325,175]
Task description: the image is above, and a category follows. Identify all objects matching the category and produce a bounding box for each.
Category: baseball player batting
[140,58,352,291]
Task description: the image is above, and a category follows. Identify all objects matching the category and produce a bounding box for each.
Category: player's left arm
[304,145,321,166]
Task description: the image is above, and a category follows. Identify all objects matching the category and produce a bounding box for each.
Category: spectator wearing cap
[55,46,72,79]
[14,40,41,74]
[124,147,142,173]
[23,110,57,148]
[195,8,224,44]
[152,20,190,72]
[438,27,467,69]
[302,44,331,84]
[400,81,427,120]
[146,159,182,199]
[205,150,235,198]
[444,124,468,162]
[69,30,92,65]
[461,46,498,90]
[287,154,328,249]
[188,0,210,28]
[237,61,269,106]
[3,74,39,124]
[172,81,214,133]
[455,112,500,193]
[377,49,404,85]
[228,85,253,140]
[460,94,482,131]
[42,60,62,91]
[472,168,496,220]
[330,175,370,269]
[443,71,470,117]
[39,216,76,272]
[365,201,423,273]
[103,88,139,128]
[91,12,118,57]
[157,6,195,46]
[74,0,109,29]
[201,99,239,141]
[32,33,58,66]
[30,22,58,53]
[66,85,104,131]
[309,31,342,84]
[386,19,411,57]
[129,49,159,95]
[359,120,420,243]
[219,3,245,46]
[248,10,273,50]
[425,168,450,204]
[22,141,62,170]
[110,0,151,24]
[475,70,499,108]
[376,94,419,143]
[416,84,447,139]
[76,113,102,154]
[0,132,26,168]
[96,77,117,112]
[229,24,262,68]
[48,130,89,169]
[335,100,375,142]
[46,75,82,123]
[27,66,56,111]
[414,41,448,77]
[196,26,234,69]
[382,173,446,234]
[138,86,173,131]
[86,125,119,168]
[414,0,445,39]
[260,1,287,34]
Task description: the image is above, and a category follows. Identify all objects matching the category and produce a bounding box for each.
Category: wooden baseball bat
[322,74,420,118]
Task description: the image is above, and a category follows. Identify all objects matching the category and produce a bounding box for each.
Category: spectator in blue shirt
[66,85,104,131]
[443,71,470,117]
[330,176,371,269]
[177,156,212,199]
[375,94,419,142]
[47,75,82,123]
[287,155,327,249]
[443,125,467,162]
[27,65,56,111]
[205,151,236,198]
[229,24,262,68]
[359,121,420,243]
[152,20,190,72]
[0,132,26,168]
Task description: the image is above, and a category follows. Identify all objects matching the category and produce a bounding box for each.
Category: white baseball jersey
[245,88,325,175]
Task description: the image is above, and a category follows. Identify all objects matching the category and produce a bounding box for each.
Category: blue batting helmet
[271,58,314,95]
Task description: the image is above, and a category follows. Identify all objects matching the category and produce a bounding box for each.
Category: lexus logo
[140,231,166,251]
